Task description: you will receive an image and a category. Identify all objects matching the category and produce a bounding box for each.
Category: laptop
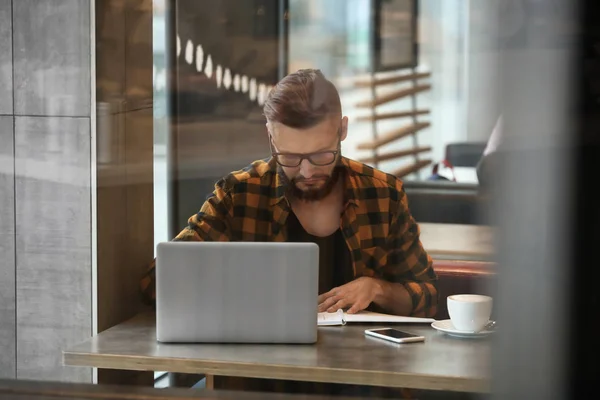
[155,241,319,343]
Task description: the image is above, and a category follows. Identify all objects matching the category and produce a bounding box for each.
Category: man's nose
[299,159,316,179]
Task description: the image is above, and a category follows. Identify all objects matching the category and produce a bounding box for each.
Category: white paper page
[317,309,345,326]
[342,311,434,323]
[452,167,479,183]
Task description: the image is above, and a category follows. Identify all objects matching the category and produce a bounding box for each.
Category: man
[141,68,438,318]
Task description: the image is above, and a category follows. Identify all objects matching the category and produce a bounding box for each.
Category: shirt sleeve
[382,182,439,318]
[139,184,233,308]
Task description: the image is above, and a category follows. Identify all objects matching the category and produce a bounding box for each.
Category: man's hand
[318,277,382,314]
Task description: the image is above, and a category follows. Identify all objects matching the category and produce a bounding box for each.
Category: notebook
[318,309,435,326]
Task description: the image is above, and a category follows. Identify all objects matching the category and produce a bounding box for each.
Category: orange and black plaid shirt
[140,156,438,317]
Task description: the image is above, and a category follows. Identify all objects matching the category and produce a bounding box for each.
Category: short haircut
[263,69,342,129]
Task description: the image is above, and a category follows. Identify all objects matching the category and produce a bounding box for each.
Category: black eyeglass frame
[269,126,343,168]
[269,137,341,168]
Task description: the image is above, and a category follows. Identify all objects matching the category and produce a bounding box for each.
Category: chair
[445,142,487,167]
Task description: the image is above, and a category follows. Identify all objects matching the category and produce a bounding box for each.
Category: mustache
[293,174,329,182]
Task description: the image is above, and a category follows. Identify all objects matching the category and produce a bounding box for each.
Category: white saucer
[431,319,495,338]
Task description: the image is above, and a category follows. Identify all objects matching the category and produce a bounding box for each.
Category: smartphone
[364,328,425,344]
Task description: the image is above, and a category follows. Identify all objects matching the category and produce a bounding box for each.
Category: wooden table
[0,379,385,400]
[63,313,491,394]
[419,223,494,261]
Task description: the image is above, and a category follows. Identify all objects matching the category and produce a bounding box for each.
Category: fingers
[317,293,329,305]
[347,301,367,314]
[318,281,365,313]
[319,295,366,314]
[327,298,349,313]
[317,288,338,305]
[318,295,340,312]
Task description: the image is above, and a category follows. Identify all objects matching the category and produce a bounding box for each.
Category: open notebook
[318,309,435,326]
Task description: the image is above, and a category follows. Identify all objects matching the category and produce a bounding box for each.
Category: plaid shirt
[140,157,438,317]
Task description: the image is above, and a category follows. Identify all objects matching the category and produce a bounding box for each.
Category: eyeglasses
[269,138,339,168]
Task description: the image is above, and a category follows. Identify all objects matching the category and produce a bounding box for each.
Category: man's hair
[263,69,342,129]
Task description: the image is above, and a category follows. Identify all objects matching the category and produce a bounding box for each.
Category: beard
[279,164,344,202]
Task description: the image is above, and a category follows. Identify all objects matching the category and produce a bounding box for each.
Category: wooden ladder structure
[354,70,432,179]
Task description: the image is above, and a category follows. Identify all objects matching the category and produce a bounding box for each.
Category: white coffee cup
[447,294,493,332]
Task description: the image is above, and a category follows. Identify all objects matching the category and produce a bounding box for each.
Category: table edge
[63,351,490,393]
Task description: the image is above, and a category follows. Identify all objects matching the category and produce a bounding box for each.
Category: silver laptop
[155,241,319,343]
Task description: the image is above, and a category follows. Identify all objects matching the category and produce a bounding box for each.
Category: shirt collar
[341,157,360,208]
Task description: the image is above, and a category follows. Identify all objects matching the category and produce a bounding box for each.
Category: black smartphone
[364,328,425,343]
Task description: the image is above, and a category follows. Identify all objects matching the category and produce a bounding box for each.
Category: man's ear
[340,116,349,142]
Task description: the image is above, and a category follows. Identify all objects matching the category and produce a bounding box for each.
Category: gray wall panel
[0,116,15,378]
[13,0,90,117]
[15,116,91,382]
[0,0,12,114]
